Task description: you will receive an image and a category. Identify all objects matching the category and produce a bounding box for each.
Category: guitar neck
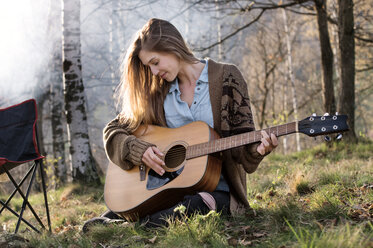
[186,121,297,159]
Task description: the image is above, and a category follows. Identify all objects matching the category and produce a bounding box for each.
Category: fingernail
[161,169,165,174]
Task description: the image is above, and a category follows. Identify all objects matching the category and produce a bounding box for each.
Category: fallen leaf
[240,239,252,246]
[224,221,234,227]
[241,225,251,232]
[132,236,146,242]
[228,237,238,246]
[252,232,267,238]
[147,236,157,244]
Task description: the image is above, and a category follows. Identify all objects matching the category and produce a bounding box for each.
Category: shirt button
[194,101,197,104]
[197,87,200,90]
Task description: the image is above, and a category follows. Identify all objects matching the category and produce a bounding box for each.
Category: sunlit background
[0,0,371,166]
[0,0,49,99]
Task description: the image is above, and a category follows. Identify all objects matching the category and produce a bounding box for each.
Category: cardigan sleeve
[221,64,265,173]
[103,116,155,170]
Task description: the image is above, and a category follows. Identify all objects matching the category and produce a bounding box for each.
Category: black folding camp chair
[0,99,51,233]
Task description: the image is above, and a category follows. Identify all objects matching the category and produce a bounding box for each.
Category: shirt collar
[168,78,180,94]
[168,59,208,94]
[198,59,208,83]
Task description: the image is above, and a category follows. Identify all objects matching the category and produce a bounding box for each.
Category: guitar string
[162,125,295,159]
[156,123,327,163]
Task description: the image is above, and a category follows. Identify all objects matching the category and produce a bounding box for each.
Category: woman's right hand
[142,146,165,176]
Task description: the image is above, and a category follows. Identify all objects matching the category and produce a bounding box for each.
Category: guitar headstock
[298,114,349,137]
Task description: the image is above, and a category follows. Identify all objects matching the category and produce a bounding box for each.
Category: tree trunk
[330,0,341,107]
[282,69,288,154]
[282,9,301,152]
[315,0,336,115]
[62,0,100,184]
[35,90,50,192]
[337,0,356,141]
[215,0,223,61]
[48,0,67,186]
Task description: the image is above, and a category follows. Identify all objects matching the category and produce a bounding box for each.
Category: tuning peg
[312,113,317,117]
[335,112,339,115]
[323,113,330,116]
[335,133,343,141]
[324,135,331,142]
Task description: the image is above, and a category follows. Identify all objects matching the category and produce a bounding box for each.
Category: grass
[0,140,372,247]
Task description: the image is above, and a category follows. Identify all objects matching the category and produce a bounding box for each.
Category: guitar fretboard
[186,122,297,159]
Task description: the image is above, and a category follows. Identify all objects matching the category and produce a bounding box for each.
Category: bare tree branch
[169,0,205,21]
[354,35,373,43]
[356,65,373,73]
[194,9,266,52]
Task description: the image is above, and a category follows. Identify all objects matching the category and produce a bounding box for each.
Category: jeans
[103,191,230,228]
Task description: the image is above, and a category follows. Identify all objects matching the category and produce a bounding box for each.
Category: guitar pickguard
[146,166,184,190]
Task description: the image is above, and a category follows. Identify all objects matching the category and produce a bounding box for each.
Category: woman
[85,18,277,230]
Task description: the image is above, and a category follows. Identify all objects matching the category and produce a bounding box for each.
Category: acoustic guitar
[104,114,348,221]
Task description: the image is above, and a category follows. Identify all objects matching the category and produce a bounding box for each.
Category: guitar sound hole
[165,144,186,169]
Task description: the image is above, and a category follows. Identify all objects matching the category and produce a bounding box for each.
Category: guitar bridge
[139,164,146,181]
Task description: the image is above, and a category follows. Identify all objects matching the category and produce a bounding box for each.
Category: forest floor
[0,140,372,247]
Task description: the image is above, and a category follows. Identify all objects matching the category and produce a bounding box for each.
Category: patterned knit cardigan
[103,58,264,215]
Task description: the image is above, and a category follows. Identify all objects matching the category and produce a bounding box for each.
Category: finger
[261,130,273,147]
[148,160,165,176]
[260,130,270,139]
[152,146,164,157]
[150,149,165,166]
[256,144,265,155]
[270,133,278,147]
[261,136,270,148]
[142,148,165,175]
[143,155,165,175]
[141,147,153,163]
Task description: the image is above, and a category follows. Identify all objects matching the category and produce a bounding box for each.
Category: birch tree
[62,0,100,184]
[282,9,301,152]
[48,0,66,185]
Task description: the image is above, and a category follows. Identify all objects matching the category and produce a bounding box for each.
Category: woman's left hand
[257,130,278,156]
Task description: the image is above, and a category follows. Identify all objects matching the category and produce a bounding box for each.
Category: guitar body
[104,121,222,221]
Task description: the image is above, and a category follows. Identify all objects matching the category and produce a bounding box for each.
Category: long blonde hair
[116,18,198,130]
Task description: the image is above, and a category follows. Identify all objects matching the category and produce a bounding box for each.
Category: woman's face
[138,50,180,82]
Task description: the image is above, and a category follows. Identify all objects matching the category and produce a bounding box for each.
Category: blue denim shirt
[163,60,229,192]
[164,60,213,129]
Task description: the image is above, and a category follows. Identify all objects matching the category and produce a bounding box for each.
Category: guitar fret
[284,124,288,135]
